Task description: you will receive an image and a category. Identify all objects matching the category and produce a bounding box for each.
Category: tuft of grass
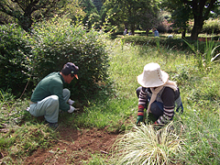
[111,122,185,165]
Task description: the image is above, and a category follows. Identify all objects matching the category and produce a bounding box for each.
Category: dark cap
[62,62,79,79]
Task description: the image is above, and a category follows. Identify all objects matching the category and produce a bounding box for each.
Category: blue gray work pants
[29,88,70,123]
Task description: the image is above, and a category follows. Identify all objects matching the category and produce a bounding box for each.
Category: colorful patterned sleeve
[138,87,148,116]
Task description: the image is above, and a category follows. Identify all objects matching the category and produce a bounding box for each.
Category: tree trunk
[189,0,215,40]
[19,15,33,33]
[131,24,135,35]
[146,29,149,36]
[190,17,204,40]
[181,28,186,39]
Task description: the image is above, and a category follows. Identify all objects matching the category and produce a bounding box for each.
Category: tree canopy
[0,0,68,32]
[101,0,160,34]
[188,0,219,40]
[78,0,99,29]
[161,0,220,40]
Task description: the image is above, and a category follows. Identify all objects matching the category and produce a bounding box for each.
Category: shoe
[45,121,59,129]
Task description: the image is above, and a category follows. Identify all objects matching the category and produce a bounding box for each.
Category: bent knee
[63,88,70,96]
[49,95,59,105]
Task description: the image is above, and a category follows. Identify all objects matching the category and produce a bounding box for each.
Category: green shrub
[0,24,32,96]
[31,17,110,100]
[202,19,220,34]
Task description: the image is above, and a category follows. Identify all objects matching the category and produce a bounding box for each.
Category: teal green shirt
[31,72,70,111]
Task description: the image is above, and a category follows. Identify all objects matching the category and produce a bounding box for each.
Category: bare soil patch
[24,126,119,165]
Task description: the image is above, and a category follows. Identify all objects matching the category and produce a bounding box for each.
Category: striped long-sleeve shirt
[138,87,177,125]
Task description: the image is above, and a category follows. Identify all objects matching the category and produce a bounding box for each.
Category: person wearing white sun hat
[136,63,183,125]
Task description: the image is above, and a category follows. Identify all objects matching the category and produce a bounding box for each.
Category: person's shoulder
[47,72,62,82]
[163,87,175,94]
[141,86,150,93]
[44,72,57,78]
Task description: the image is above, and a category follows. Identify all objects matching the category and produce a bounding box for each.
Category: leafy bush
[202,19,220,34]
[0,24,32,96]
[31,17,110,100]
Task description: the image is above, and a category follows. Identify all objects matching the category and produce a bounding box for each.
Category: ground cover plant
[0,26,220,164]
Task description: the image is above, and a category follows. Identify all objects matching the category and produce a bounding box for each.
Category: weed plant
[184,39,220,72]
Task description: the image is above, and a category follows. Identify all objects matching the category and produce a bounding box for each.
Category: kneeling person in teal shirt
[29,62,79,128]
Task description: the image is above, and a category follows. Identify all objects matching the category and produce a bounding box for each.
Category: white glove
[68,105,75,113]
[68,99,75,105]
[26,107,30,111]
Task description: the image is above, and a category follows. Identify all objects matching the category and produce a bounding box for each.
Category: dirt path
[24,126,119,165]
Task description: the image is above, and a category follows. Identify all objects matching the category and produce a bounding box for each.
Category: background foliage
[0,18,110,100]
[31,17,110,100]
[0,27,220,164]
[0,24,32,95]
[0,0,220,163]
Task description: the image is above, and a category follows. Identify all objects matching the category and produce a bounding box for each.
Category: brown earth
[23,126,119,165]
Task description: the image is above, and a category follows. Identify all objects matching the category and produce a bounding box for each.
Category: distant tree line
[0,0,219,40]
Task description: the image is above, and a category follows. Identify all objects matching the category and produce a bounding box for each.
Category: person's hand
[68,99,75,105]
[153,121,163,130]
[136,115,143,125]
[136,107,144,125]
[68,105,75,113]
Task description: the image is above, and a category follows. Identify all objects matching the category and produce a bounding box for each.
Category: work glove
[68,105,75,113]
[136,115,143,125]
[136,105,145,125]
[68,99,75,105]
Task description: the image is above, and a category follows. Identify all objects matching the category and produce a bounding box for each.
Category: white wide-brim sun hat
[137,63,169,88]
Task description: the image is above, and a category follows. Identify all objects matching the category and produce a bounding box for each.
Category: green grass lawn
[73,37,220,164]
[1,35,220,164]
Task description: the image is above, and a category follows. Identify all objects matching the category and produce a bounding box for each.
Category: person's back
[123,29,127,35]
[154,29,159,37]
[31,72,62,103]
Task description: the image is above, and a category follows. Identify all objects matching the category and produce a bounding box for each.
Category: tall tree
[0,0,67,32]
[172,6,191,38]
[186,0,219,40]
[79,0,99,29]
[102,0,159,34]
[160,0,192,38]
[92,0,103,13]
[161,0,219,40]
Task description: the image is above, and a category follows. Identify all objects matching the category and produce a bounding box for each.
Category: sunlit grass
[0,123,57,164]
[1,33,220,164]
[111,122,185,165]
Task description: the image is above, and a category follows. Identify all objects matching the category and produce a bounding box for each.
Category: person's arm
[136,87,148,124]
[155,87,175,125]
